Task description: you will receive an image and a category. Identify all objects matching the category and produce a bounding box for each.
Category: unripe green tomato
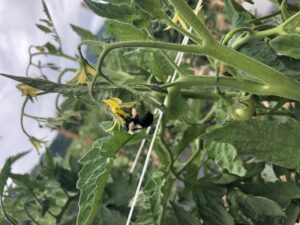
[233,99,256,121]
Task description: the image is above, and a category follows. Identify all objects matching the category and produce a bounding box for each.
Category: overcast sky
[0,0,103,173]
[0,0,274,174]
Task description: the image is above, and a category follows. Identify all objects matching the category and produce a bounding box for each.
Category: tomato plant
[1,0,300,224]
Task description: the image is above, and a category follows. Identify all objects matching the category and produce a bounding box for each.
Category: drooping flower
[29,136,47,154]
[69,59,96,85]
[17,83,39,98]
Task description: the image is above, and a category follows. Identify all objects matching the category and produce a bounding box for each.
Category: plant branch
[161,16,202,44]
[87,40,206,102]
[168,0,214,43]
[161,76,271,96]
[205,43,300,100]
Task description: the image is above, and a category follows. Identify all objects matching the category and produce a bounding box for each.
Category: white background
[0,0,103,173]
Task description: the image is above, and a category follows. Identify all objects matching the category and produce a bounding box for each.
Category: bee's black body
[125,110,154,134]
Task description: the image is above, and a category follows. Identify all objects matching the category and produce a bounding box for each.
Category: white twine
[126,1,203,224]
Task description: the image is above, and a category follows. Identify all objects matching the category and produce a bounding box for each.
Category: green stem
[199,104,217,124]
[181,90,237,101]
[162,16,202,44]
[247,10,281,24]
[205,43,300,100]
[160,51,185,78]
[162,76,271,96]
[231,27,279,49]
[20,92,49,138]
[1,196,19,225]
[57,68,77,83]
[56,194,79,223]
[24,204,40,225]
[280,0,289,21]
[24,113,48,121]
[222,27,253,45]
[89,40,206,102]
[30,52,77,61]
[20,98,32,138]
[177,147,201,175]
[160,176,175,225]
[168,0,214,43]
[258,111,294,116]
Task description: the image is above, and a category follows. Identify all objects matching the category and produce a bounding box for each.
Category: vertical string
[126,1,203,224]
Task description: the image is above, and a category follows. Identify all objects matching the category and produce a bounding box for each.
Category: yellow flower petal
[120,102,135,108]
[106,120,118,132]
[69,59,96,85]
[103,98,123,110]
[103,97,133,130]
[165,7,202,31]
[29,137,46,154]
[17,83,39,97]
[85,62,96,77]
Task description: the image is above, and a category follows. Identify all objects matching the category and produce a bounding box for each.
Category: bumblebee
[103,98,153,134]
[125,108,154,134]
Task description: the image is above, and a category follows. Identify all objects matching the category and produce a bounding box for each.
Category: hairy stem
[162,76,271,96]
[89,41,206,102]
[168,0,214,43]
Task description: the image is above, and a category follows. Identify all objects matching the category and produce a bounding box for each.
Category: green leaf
[71,24,99,41]
[151,51,173,82]
[41,0,52,21]
[44,42,59,54]
[0,151,30,195]
[241,182,300,199]
[240,182,300,207]
[174,124,207,156]
[205,141,246,176]
[270,34,300,59]
[295,101,300,120]
[134,0,161,18]
[170,202,201,225]
[101,206,126,225]
[55,166,78,192]
[0,73,91,99]
[281,12,300,34]
[166,87,194,120]
[284,203,300,225]
[36,24,52,33]
[239,40,300,79]
[84,0,134,22]
[105,168,136,206]
[105,0,131,4]
[229,191,285,224]
[105,20,150,41]
[10,173,43,190]
[193,181,234,225]
[223,0,253,27]
[201,120,300,171]
[76,131,131,225]
[134,171,164,225]
[40,149,55,178]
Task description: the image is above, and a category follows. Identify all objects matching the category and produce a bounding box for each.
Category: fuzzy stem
[89,41,206,102]
[168,0,214,43]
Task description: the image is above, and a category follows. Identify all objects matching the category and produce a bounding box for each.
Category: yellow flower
[103,97,135,132]
[17,83,39,98]
[69,60,96,85]
[36,46,45,53]
[165,11,188,30]
[165,6,202,31]
[29,136,47,154]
